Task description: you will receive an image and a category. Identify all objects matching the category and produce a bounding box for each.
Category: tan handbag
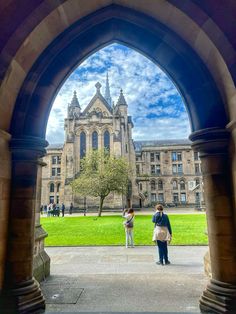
[152,226,171,242]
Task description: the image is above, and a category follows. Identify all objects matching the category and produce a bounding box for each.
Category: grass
[41,214,208,246]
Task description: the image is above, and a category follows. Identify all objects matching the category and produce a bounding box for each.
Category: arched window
[57,183,60,192]
[180,180,185,190]
[50,183,54,193]
[80,131,86,158]
[158,180,163,190]
[172,180,178,190]
[92,131,98,150]
[104,130,110,151]
[150,180,156,190]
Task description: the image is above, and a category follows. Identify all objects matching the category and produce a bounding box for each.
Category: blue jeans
[156,240,168,263]
[125,228,134,247]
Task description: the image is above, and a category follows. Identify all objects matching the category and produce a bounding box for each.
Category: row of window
[80,130,110,158]
[139,178,200,191]
[136,163,201,175]
[137,151,200,162]
[150,192,201,203]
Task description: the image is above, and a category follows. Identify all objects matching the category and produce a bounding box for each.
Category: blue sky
[46,43,190,143]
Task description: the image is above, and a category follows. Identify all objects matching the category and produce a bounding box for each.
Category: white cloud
[46,43,190,143]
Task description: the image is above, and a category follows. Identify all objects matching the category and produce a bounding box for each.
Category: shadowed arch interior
[10,4,228,142]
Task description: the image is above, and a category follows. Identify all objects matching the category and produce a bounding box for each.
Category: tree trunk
[98,197,105,217]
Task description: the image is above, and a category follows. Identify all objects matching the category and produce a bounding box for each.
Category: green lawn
[41,214,208,246]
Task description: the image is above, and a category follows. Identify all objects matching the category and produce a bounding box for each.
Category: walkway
[42,246,208,313]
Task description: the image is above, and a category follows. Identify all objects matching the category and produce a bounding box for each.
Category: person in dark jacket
[61,203,65,217]
[152,204,172,265]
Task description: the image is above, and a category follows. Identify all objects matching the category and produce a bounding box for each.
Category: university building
[41,76,203,209]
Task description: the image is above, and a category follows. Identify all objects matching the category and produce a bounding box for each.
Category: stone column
[33,159,50,283]
[190,128,236,314]
[0,137,47,313]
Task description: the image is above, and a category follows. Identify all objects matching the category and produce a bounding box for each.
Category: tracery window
[80,131,86,158]
[104,130,110,151]
[92,131,98,150]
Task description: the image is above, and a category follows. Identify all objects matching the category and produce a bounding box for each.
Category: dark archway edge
[10,4,228,141]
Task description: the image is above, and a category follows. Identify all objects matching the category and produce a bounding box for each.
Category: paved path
[42,246,208,313]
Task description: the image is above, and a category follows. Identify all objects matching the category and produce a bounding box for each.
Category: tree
[71,149,130,216]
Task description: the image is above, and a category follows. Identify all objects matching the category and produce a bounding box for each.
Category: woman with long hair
[152,204,172,265]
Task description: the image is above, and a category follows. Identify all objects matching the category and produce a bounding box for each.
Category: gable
[83,93,112,116]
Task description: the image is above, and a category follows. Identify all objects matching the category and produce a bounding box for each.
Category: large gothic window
[80,131,86,158]
[92,131,98,150]
[104,130,110,151]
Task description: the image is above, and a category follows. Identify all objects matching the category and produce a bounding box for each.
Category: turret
[116,89,128,116]
[67,91,81,119]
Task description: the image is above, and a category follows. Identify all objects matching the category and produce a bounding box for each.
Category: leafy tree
[71,149,130,216]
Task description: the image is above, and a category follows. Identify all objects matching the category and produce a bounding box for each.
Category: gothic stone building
[41,80,203,210]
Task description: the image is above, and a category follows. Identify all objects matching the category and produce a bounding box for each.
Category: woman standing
[152,204,172,265]
[122,208,135,248]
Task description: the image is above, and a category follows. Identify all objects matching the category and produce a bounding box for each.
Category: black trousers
[156,240,168,263]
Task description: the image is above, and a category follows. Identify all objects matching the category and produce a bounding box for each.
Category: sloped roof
[134,139,192,151]
[47,143,63,150]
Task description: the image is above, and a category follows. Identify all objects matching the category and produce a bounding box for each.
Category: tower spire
[105,72,112,106]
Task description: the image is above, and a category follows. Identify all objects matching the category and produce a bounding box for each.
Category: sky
[46,43,191,144]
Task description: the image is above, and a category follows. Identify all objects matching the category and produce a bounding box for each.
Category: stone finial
[95,82,102,93]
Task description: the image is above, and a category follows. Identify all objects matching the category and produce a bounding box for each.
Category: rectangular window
[195,192,200,204]
[49,196,54,204]
[177,164,183,174]
[52,168,56,176]
[158,193,164,202]
[52,167,61,176]
[139,183,142,191]
[52,156,61,164]
[156,165,161,174]
[180,193,186,203]
[56,195,60,204]
[173,193,179,203]
[151,165,155,174]
[194,151,199,161]
[136,165,140,175]
[150,152,155,162]
[155,153,160,161]
[177,152,182,161]
[151,193,156,202]
[172,164,177,174]
[195,163,200,174]
[172,152,177,161]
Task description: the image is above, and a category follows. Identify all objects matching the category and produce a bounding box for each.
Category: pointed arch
[104,130,110,151]
[80,131,86,158]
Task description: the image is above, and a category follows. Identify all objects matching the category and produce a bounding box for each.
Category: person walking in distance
[152,204,172,265]
[122,208,135,248]
[61,203,65,217]
[69,202,73,215]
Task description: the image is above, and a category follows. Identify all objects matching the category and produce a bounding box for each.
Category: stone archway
[0,2,236,313]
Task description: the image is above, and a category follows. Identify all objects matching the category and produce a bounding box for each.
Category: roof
[46,143,63,150]
[134,139,192,151]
